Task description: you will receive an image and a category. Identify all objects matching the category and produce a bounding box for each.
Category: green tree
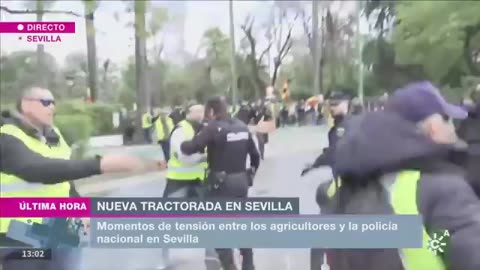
[0,51,58,103]
[393,1,480,85]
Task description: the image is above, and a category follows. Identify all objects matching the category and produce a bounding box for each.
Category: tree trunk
[85,8,98,102]
[228,0,238,105]
[312,0,320,95]
[319,13,326,93]
[134,0,149,144]
[35,0,47,88]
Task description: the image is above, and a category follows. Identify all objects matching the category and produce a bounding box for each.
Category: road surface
[79,126,333,270]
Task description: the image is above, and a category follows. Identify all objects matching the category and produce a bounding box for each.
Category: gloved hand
[301,164,313,176]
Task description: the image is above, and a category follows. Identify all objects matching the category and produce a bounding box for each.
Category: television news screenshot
[0,0,479,269]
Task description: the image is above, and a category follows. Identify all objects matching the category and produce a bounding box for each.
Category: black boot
[240,249,254,270]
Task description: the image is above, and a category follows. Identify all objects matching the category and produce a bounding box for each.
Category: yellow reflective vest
[142,113,152,129]
[166,120,208,181]
[154,115,174,141]
[0,124,71,233]
[326,171,446,270]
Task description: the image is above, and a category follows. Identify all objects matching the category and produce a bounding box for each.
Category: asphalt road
[79,126,333,270]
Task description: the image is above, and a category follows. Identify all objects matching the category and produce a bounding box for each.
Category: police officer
[300,90,352,178]
[181,97,260,270]
[0,87,151,270]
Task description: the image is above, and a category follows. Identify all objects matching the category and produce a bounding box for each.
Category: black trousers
[256,134,265,160]
[207,173,254,270]
[143,128,152,143]
[162,180,221,270]
[158,140,170,162]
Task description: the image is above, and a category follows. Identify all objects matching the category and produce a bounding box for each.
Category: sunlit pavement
[79,126,333,270]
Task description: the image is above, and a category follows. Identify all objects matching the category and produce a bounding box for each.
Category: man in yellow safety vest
[0,87,156,270]
[142,110,153,143]
[153,109,174,161]
[311,82,480,270]
[159,104,219,270]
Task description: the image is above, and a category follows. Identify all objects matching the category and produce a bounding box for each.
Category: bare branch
[281,41,293,60]
[0,5,83,17]
[258,41,273,63]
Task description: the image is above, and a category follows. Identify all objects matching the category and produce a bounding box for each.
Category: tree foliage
[393,1,480,84]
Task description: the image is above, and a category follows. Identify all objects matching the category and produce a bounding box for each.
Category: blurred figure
[168,106,184,126]
[141,110,153,143]
[253,100,273,159]
[350,98,363,115]
[456,86,480,195]
[296,99,305,126]
[153,109,174,161]
[121,112,135,145]
[313,81,480,270]
[235,102,253,125]
[280,105,289,127]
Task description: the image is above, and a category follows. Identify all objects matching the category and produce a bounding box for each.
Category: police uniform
[301,91,352,179]
[181,115,260,270]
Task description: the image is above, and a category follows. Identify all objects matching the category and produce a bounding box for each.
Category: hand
[157,160,168,170]
[301,165,313,177]
[99,154,146,174]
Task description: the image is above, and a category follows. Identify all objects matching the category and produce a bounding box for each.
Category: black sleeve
[248,133,260,170]
[180,124,214,155]
[312,148,331,168]
[0,134,102,184]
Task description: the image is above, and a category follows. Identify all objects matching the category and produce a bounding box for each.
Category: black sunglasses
[24,98,55,107]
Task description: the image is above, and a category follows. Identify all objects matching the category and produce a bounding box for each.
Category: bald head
[19,86,55,127]
[186,104,205,122]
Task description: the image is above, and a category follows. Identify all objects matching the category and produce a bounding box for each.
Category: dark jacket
[181,116,260,173]
[456,110,480,195]
[319,111,480,270]
[0,112,101,186]
[311,115,347,175]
